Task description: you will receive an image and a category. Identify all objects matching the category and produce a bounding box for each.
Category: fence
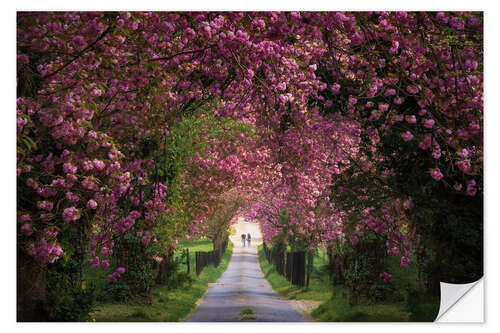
[185,248,190,274]
[263,242,313,287]
[195,239,228,276]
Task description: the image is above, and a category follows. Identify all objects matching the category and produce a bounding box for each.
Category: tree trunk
[156,248,175,285]
[17,248,47,321]
[327,245,334,266]
[211,235,226,251]
[156,259,169,285]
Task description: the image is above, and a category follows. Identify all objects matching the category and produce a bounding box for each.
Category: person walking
[241,233,246,247]
[247,233,251,247]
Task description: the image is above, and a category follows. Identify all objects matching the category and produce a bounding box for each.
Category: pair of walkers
[241,233,251,247]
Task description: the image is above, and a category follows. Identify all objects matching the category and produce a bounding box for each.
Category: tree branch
[42,25,113,80]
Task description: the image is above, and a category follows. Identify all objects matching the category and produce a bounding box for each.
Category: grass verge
[257,244,425,322]
[90,240,233,322]
[311,286,410,322]
[257,244,332,303]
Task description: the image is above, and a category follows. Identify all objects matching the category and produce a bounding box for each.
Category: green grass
[258,244,419,322]
[311,285,410,322]
[178,237,214,252]
[240,307,255,315]
[239,307,256,321]
[90,240,233,322]
[257,244,333,302]
[174,237,214,274]
[240,308,257,321]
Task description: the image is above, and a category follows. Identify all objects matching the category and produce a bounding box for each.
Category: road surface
[187,217,308,322]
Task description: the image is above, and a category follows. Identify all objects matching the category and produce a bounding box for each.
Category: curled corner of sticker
[435,278,484,322]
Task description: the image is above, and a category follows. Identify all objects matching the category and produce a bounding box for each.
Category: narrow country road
[187,217,308,322]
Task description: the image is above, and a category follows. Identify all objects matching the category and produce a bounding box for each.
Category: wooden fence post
[195,251,200,276]
[298,251,305,287]
[306,251,313,288]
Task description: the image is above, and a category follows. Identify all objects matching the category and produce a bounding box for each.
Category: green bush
[369,281,403,303]
[97,280,130,303]
[112,232,158,298]
[405,288,439,322]
[344,255,377,305]
[44,260,97,321]
[163,256,193,290]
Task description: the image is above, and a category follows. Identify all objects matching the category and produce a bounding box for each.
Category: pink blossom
[17,117,28,133]
[458,148,469,158]
[38,200,54,211]
[400,256,410,268]
[379,103,389,112]
[405,115,416,124]
[82,177,98,191]
[276,82,287,91]
[401,131,414,142]
[403,198,413,210]
[45,229,58,238]
[430,168,443,181]
[63,206,81,222]
[379,271,392,282]
[63,163,77,174]
[389,40,399,54]
[87,199,98,209]
[330,83,341,94]
[466,180,477,196]
[457,160,471,174]
[27,238,63,263]
[141,233,152,245]
[21,223,33,236]
[66,191,80,203]
[93,159,106,170]
[393,97,403,105]
[153,255,164,263]
[385,88,396,96]
[418,135,432,150]
[90,256,100,268]
[424,119,435,128]
[406,85,419,94]
[107,271,121,282]
[129,210,140,219]
[432,148,441,159]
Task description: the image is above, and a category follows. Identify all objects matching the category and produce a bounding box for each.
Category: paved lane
[187,217,308,322]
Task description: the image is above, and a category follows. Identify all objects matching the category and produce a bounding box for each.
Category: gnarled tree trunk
[17,248,47,321]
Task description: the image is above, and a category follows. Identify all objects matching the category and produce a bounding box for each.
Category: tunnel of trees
[16,11,482,321]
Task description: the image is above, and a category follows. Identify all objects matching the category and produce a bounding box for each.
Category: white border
[2,1,498,332]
